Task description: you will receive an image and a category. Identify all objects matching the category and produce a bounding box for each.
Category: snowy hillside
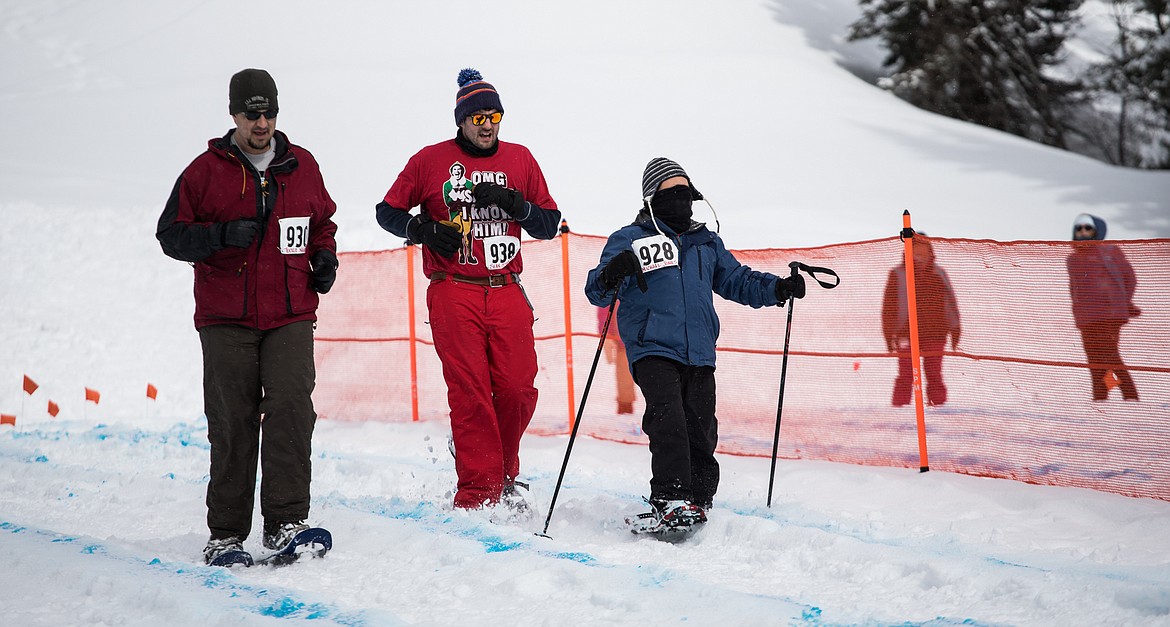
[2,1,1169,625]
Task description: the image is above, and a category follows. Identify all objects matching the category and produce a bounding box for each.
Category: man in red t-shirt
[376,68,561,511]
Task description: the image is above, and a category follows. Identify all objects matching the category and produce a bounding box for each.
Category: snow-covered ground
[2,1,1168,625]
[5,416,1170,626]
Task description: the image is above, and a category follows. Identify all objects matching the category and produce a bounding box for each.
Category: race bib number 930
[278,217,311,255]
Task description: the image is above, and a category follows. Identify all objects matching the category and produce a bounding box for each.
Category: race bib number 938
[483,235,520,270]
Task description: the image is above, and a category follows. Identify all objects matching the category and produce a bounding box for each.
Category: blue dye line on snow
[3,421,210,451]
[1,423,213,491]
[329,487,1105,626]
[731,500,1170,594]
[0,520,386,626]
[325,493,867,622]
[328,493,597,565]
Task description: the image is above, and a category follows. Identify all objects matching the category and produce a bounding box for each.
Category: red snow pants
[426,277,539,508]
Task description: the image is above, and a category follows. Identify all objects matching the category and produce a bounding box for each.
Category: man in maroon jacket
[157,68,338,565]
[376,68,561,513]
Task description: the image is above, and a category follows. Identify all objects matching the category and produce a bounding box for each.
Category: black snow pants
[632,356,719,508]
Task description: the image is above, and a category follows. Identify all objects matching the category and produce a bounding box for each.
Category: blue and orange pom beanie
[454,68,503,125]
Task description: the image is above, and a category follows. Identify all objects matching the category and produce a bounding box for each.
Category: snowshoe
[257,522,331,567]
[489,480,537,525]
[502,480,535,519]
[203,536,253,567]
[263,521,310,551]
[627,498,707,542]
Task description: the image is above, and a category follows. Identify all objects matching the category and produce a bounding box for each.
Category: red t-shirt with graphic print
[382,138,558,278]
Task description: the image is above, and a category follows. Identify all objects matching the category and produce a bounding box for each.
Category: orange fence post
[560,220,577,431]
[901,210,930,472]
[406,243,420,422]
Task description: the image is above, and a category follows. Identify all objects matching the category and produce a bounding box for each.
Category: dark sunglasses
[1075,224,1095,231]
[469,112,503,126]
[242,109,278,121]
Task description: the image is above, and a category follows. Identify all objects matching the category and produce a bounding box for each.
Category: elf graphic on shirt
[442,161,477,265]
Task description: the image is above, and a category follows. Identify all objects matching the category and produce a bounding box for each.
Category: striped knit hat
[641,157,703,201]
[454,68,504,125]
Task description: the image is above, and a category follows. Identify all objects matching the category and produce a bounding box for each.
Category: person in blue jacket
[585,157,805,532]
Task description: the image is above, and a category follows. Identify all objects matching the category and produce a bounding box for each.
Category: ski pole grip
[789,261,840,290]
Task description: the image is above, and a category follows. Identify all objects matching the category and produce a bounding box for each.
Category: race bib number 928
[631,234,678,273]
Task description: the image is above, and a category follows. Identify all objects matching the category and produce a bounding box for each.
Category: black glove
[774,274,806,304]
[311,249,338,294]
[600,250,647,292]
[407,215,462,258]
[474,181,526,217]
[220,219,261,248]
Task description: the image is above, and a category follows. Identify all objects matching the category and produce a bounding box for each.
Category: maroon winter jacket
[157,130,338,330]
[1066,215,1137,327]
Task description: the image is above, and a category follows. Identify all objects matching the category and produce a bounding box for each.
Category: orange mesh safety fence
[315,233,1170,501]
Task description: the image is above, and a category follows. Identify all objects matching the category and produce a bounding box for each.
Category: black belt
[430,272,517,287]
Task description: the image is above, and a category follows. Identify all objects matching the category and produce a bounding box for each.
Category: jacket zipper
[238,261,249,318]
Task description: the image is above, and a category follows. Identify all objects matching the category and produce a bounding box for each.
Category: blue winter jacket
[585,212,783,370]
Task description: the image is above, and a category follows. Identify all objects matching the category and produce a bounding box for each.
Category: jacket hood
[1072,213,1107,240]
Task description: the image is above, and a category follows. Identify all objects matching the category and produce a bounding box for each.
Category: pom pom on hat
[454,67,503,125]
[457,68,482,87]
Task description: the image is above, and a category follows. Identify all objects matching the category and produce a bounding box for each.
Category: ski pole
[766,262,799,509]
[766,261,839,508]
[537,288,620,539]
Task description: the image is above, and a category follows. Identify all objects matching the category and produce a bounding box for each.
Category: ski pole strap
[788,261,840,289]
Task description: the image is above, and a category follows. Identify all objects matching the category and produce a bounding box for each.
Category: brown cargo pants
[198,321,316,540]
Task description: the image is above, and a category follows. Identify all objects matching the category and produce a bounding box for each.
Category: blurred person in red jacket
[598,302,637,415]
[1066,213,1140,401]
[881,234,961,406]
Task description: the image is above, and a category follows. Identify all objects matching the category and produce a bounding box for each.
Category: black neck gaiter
[649,185,694,233]
[454,129,499,157]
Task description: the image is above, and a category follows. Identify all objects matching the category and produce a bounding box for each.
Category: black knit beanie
[229,69,279,115]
